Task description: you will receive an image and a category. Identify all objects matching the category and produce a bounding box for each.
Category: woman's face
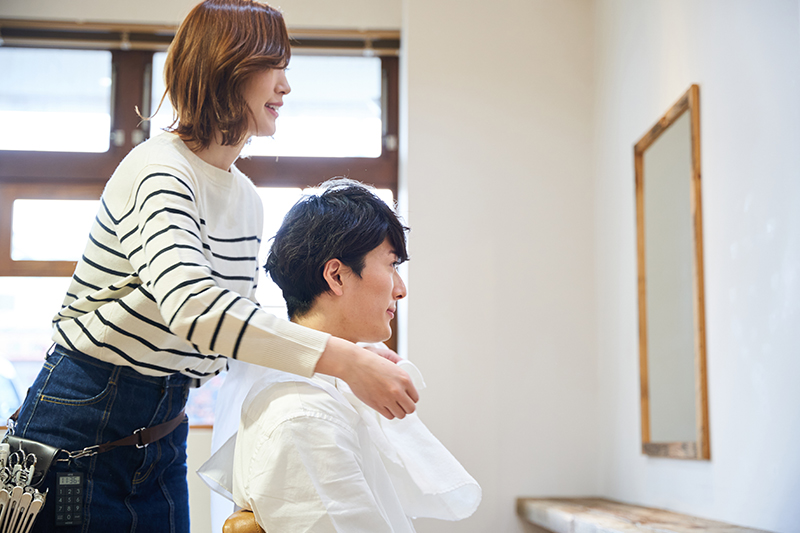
[242,68,291,138]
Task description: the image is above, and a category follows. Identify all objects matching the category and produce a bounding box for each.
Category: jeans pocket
[18,353,119,448]
[38,352,116,407]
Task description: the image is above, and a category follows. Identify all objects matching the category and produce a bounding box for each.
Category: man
[200,180,480,532]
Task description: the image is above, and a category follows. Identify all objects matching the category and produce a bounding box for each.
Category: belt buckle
[133,427,148,449]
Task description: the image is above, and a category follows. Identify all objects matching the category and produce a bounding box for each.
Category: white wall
[401,1,598,532]
[593,1,800,531]
[0,0,401,29]
[187,429,213,533]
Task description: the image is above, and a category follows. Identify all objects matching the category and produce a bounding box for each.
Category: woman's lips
[265,103,281,117]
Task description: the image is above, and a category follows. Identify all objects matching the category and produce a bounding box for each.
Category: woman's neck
[189,135,246,171]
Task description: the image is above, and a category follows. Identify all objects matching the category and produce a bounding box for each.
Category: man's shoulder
[242,378,360,436]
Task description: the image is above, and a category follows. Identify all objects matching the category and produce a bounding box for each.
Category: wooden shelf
[517,498,770,533]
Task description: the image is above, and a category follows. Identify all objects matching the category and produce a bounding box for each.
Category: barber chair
[223,509,265,533]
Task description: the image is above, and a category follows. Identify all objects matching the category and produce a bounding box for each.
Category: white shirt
[199,359,481,532]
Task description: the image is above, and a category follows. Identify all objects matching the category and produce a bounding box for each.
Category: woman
[14,1,417,531]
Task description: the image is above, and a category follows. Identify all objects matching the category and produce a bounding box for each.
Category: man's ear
[322,258,346,296]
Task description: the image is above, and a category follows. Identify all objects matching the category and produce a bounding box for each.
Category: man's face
[337,238,406,344]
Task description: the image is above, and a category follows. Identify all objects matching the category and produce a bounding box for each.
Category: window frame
[0,181,105,277]
[0,27,401,387]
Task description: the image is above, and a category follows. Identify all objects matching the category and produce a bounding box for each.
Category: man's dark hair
[264,179,409,319]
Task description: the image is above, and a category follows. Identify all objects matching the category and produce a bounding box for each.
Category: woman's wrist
[314,335,364,380]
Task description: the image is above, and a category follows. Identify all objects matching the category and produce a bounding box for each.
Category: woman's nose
[277,69,291,95]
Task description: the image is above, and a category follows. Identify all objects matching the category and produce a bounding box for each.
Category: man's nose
[394,272,407,299]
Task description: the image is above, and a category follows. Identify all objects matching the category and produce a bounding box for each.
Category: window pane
[0,277,70,419]
[0,48,112,153]
[151,54,383,158]
[186,373,224,426]
[149,51,173,137]
[12,199,99,261]
[0,275,222,426]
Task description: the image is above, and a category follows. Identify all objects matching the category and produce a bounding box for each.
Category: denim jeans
[14,344,191,533]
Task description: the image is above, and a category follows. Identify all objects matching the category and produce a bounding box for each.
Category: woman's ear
[322,258,346,296]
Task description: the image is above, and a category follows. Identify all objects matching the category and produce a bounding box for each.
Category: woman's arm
[108,162,416,417]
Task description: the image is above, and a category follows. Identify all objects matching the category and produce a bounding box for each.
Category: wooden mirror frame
[634,84,710,460]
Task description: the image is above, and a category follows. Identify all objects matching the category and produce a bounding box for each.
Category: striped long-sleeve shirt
[53,133,329,382]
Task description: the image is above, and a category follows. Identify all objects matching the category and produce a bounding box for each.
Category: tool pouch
[2,435,63,489]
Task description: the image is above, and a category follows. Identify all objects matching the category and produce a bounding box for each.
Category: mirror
[634,84,710,460]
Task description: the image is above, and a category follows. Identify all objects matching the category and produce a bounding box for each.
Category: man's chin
[359,331,392,345]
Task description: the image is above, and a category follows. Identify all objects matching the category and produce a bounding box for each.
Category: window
[0,21,400,426]
[12,199,98,261]
[0,277,72,419]
[247,56,384,158]
[0,48,113,153]
[151,54,385,158]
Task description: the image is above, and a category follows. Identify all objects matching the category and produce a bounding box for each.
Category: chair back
[222,509,265,533]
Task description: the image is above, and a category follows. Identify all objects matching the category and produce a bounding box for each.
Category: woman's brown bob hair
[163,0,291,149]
